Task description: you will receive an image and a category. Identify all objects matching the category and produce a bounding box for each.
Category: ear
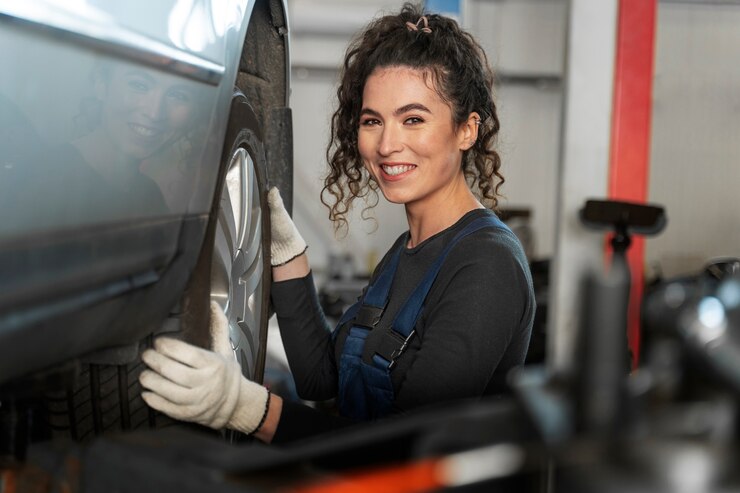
[457,112,481,151]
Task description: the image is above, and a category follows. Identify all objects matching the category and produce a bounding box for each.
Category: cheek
[357,137,377,179]
[100,97,130,131]
[357,132,374,161]
[423,127,463,162]
[103,93,131,117]
[167,104,194,129]
[414,129,443,151]
[360,154,374,177]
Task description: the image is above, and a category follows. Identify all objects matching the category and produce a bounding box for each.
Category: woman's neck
[404,182,483,249]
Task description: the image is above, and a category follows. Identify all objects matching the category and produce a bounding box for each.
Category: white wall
[646,2,740,279]
[466,0,568,260]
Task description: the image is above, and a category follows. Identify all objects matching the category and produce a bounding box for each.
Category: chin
[379,189,413,206]
[122,140,163,160]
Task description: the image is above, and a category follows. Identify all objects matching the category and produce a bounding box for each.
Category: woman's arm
[252,392,282,443]
[267,188,337,398]
[272,252,309,281]
[271,271,339,400]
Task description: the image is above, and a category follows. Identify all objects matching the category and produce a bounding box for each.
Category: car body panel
[0,0,290,386]
[0,0,256,233]
[0,1,229,86]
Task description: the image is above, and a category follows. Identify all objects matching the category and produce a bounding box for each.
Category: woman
[139,3,535,444]
[71,61,202,215]
[4,61,202,231]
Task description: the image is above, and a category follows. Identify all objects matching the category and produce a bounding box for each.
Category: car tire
[43,351,160,441]
[41,91,271,441]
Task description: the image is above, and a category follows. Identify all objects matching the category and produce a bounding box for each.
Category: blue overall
[334,215,511,420]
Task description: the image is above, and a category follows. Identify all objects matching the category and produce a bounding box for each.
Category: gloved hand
[267,187,307,266]
[140,302,269,433]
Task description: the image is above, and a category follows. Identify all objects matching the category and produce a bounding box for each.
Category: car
[0,0,292,444]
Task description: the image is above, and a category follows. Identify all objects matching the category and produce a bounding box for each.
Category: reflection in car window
[0,48,208,236]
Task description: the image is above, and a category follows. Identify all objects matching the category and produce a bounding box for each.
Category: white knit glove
[267,187,307,266]
[140,302,269,434]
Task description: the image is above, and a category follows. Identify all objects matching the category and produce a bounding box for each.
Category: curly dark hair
[321,2,503,233]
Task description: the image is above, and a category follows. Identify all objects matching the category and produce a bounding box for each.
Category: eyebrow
[124,70,155,82]
[124,69,195,94]
[360,103,432,118]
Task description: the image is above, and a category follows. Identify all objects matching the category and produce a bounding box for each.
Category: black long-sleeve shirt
[271,208,535,443]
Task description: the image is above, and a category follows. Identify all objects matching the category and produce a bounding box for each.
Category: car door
[0,0,292,430]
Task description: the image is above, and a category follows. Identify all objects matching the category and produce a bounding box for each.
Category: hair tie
[405,16,432,34]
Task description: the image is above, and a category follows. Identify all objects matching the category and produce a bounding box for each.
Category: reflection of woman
[69,62,201,216]
[140,4,535,445]
[10,62,201,229]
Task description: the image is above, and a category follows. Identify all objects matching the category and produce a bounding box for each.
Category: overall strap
[363,234,406,308]
[334,233,407,330]
[379,215,509,368]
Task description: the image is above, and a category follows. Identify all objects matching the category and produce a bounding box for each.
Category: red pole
[608,0,658,367]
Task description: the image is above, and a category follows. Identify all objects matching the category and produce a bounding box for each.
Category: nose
[377,123,403,156]
[142,90,166,122]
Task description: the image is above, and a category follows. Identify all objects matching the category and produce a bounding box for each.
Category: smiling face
[96,64,198,160]
[358,66,479,212]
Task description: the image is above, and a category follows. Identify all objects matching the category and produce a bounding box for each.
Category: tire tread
[42,337,175,441]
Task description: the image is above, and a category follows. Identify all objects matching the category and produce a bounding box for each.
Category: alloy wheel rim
[211,145,264,379]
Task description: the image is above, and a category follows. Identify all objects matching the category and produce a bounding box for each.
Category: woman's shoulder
[447,209,521,248]
[445,209,530,272]
[405,208,506,254]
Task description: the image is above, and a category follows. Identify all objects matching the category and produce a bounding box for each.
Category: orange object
[1,468,17,493]
[287,459,442,493]
[608,0,658,367]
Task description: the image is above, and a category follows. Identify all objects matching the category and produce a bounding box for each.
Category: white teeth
[382,164,415,176]
[130,124,157,137]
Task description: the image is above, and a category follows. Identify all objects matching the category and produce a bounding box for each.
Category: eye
[404,116,424,125]
[167,89,193,103]
[126,78,150,92]
[360,118,381,127]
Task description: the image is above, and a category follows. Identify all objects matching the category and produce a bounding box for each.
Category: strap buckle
[354,304,385,329]
[388,329,416,370]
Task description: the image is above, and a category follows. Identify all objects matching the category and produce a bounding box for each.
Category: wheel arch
[237,0,294,213]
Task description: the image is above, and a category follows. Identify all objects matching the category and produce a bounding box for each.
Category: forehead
[107,63,196,90]
[362,66,447,109]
